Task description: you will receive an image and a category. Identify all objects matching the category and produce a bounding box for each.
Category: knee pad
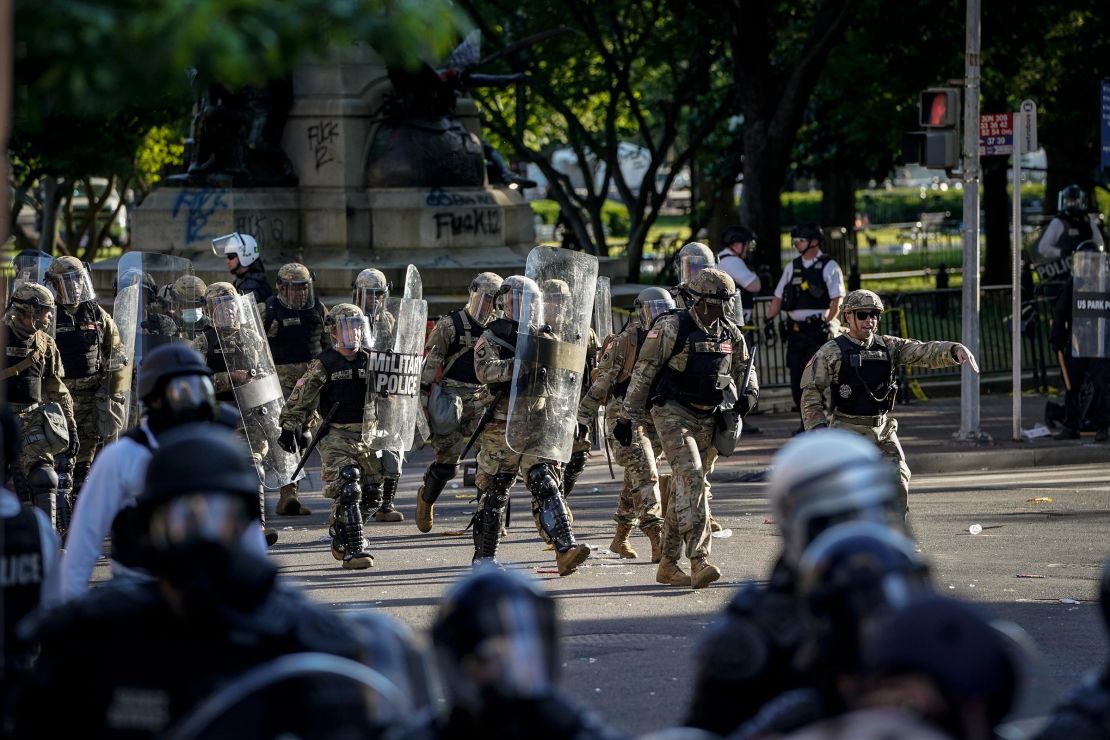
[28,464,59,496]
[527,464,560,501]
[428,462,458,485]
[339,465,362,505]
[492,470,516,493]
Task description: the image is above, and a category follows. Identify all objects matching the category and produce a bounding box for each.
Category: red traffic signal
[919,88,960,128]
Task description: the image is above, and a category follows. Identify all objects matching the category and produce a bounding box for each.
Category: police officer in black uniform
[20,424,365,739]
[262,263,327,515]
[212,232,273,302]
[765,223,845,431]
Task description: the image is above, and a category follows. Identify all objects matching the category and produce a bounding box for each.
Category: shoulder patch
[647,330,659,338]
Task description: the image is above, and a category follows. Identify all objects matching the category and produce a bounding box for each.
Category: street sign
[1019,99,1037,154]
[979,113,1014,156]
[1101,80,1110,172]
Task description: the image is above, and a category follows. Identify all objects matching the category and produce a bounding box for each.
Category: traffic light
[903,87,961,169]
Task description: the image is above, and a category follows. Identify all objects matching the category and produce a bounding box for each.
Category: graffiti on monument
[425,188,496,207]
[432,208,502,240]
[235,213,288,249]
[307,120,340,171]
[172,189,229,243]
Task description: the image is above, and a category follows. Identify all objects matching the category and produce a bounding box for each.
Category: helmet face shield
[466,291,497,324]
[639,299,672,326]
[680,254,713,286]
[355,287,388,317]
[279,279,313,311]
[51,269,96,305]
[334,315,370,350]
[159,374,217,420]
[209,294,241,329]
[148,492,251,552]
[1059,186,1087,214]
[211,233,245,258]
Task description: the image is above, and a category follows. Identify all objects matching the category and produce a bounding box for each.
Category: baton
[457,390,506,463]
[603,433,616,480]
[742,345,758,395]
[1056,350,1072,391]
[289,402,340,481]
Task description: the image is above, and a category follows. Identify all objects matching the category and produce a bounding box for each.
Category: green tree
[458,0,735,281]
[11,0,463,259]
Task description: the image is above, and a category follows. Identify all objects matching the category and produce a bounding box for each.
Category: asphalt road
[91,456,1110,735]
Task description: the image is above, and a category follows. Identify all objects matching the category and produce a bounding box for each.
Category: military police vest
[610,328,646,400]
[2,327,44,405]
[54,301,103,379]
[781,255,831,312]
[2,506,43,673]
[831,335,897,416]
[656,313,735,409]
[318,349,370,424]
[264,296,325,365]
[441,309,482,385]
[1055,213,1095,257]
[483,318,519,394]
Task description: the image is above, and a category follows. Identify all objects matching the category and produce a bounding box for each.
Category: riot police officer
[766,223,845,431]
[471,275,591,576]
[1038,184,1106,262]
[416,271,503,532]
[167,273,208,342]
[45,257,128,500]
[352,268,405,523]
[800,289,978,515]
[279,304,376,570]
[212,231,273,301]
[260,263,327,515]
[577,287,672,561]
[673,241,718,308]
[2,283,78,529]
[684,429,905,735]
[618,268,757,589]
[20,424,363,739]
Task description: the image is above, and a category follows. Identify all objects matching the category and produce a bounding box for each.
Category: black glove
[67,429,80,458]
[575,422,590,441]
[737,393,757,418]
[614,419,633,447]
[278,427,300,454]
[763,318,776,343]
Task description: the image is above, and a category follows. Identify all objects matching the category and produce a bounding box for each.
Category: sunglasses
[225,254,239,261]
[852,310,882,320]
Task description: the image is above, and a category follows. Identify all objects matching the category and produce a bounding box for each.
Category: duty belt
[787,317,827,333]
[8,401,39,415]
[834,411,888,427]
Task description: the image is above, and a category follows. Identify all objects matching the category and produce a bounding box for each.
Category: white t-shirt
[773,251,845,322]
[1036,215,1105,261]
[717,250,760,292]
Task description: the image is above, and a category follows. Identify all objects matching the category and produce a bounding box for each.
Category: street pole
[1012,114,1023,441]
[958,0,982,440]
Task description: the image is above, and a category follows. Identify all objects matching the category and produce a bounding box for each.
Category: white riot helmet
[353,269,390,316]
[677,241,718,286]
[497,275,541,324]
[466,272,503,325]
[634,286,675,327]
[768,429,902,569]
[211,232,260,268]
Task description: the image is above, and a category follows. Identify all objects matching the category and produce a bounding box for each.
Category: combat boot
[361,482,382,523]
[415,487,434,532]
[415,462,456,533]
[608,522,638,559]
[374,477,404,522]
[264,527,279,546]
[709,516,723,533]
[276,483,312,516]
[690,556,721,589]
[656,557,692,587]
[556,544,591,576]
[642,525,662,563]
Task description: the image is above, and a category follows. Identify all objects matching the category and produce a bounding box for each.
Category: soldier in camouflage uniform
[578,287,674,561]
[800,289,978,515]
[278,303,376,570]
[45,257,128,499]
[619,268,758,589]
[2,283,79,528]
[415,271,502,532]
[167,274,208,344]
[472,275,591,576]
[259,262,328,516]
[352,267,406,523]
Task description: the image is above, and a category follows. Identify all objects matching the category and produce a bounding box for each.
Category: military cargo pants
[650,401,716,562]
[832,413,911,514]
[605,401,663,530]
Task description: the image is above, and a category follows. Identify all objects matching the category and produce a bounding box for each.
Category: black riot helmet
[1058,184,1088,219]
[720,225,756,249]
[431,565,558,715]
[790,222,825,245]
[138,343,217,429]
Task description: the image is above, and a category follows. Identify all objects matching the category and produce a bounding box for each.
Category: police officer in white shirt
[717,225,762,325]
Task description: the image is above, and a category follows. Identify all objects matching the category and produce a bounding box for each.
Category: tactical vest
[264,296,325,365]
[482,318,519,394]
[54,301,102,379]
[441,309,482,385]
[200,324,237,403]
[610,328,646,400]
[781,255,832,312]
[318,349,370,424]
[109,427,155,569]
[3,327,44,405]
[656,313,734,408]
[830,335,897,416]
[2,506,44,673]
[234,265,272,302]
[1055,213,1095,257]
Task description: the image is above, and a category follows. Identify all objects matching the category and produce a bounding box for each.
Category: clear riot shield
[5,250,53,300]
[213,294,303,490]
[506,246,599,463]
[364,293,428,451]
[1071,250,1110,358]
[593,275,613,341]
[114,253,195,431]
[403,264,423,300]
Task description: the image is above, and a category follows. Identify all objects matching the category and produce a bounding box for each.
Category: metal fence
[745,287,1057,392]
